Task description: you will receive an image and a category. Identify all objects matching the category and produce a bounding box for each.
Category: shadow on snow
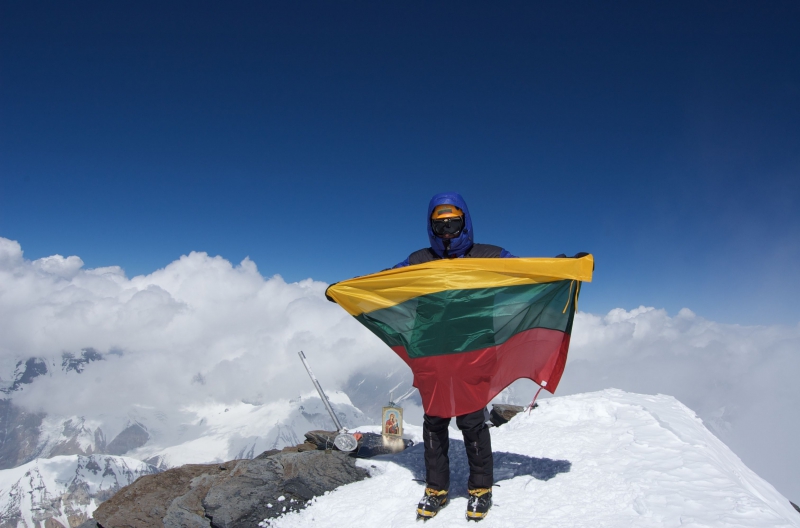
[373,439,571,497]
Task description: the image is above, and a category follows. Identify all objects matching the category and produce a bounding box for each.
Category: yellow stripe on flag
[327,255,594,316]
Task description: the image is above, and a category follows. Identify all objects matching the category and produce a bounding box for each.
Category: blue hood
[427,192,474,258]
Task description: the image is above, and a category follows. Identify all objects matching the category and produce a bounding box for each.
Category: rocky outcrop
[489,403,526,426]
[0,398,46,469]
[105,423,149,456]
[88,448,369,528]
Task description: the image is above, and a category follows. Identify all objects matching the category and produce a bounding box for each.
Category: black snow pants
[423,408,493,492]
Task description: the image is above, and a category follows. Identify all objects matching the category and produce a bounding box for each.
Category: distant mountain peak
[61,348,104,374]
[0,357,48,395]
[0,349,106,396]
[0,454,160,528]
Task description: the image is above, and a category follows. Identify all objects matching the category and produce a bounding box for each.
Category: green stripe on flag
[355,280,576,359]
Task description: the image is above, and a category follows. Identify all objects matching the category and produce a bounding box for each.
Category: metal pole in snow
[298,350,345,432]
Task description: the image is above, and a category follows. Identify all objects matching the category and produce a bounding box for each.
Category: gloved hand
[325,284,337,302]
[555,252,593,270]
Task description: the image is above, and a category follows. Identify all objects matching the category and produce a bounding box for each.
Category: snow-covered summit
[0,454,158,528]
[274,390,800,527]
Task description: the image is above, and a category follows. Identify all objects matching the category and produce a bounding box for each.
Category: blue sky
[1,2,798,325]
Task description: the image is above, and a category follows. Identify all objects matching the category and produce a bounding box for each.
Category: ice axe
[298,351,358,452]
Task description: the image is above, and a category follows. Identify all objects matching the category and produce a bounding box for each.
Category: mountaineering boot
[416,487,448,520]
[466,488,492,521]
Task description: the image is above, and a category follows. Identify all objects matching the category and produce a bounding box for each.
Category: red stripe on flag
[392,327,570,418]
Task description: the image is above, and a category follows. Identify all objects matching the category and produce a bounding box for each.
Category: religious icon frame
[381,406,403,437]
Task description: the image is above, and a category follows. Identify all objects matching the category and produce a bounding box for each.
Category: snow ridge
[272,390,800,528]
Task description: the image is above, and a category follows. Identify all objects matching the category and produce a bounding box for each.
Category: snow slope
[271,390,800,528]
[0,391,366,527]
[6,390,369,471]
[0,454,158,527]
[127,390,369,468]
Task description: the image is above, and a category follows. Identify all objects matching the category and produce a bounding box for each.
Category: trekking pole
[298,351,357,451]
[298,350,344,431]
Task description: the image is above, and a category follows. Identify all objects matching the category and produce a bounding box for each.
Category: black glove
[325,284,337,302]
[555,252,593,270]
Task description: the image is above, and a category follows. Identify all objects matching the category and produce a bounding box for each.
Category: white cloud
[562,307,800,501]
[0,237,396,418]
[31,254,85,279]
[0,236,798,500]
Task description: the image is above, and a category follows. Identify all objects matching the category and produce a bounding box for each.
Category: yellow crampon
[466,488,493,520]
[417,487,448,519]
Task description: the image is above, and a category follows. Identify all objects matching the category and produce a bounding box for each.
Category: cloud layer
[0,237,399,417]
[564,306,800,501]
[1,236,798,500]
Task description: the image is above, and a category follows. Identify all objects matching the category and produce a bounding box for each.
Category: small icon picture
[382,406,403,437]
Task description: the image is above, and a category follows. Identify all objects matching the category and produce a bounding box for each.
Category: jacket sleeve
[500,249,516,258]
[393,257,410,268]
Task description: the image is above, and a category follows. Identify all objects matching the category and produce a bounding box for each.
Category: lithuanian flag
[326,255,593,418]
